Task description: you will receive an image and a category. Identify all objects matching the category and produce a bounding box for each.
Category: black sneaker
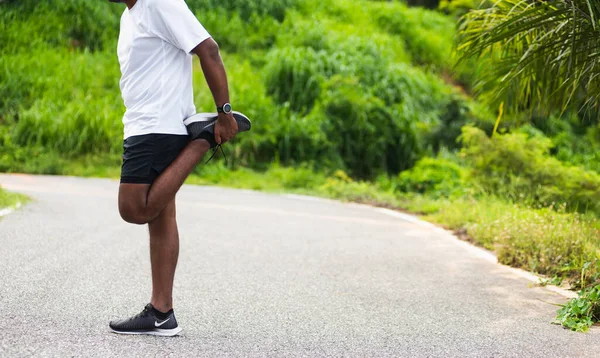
[183,111,252,148]
[109,304,182,337]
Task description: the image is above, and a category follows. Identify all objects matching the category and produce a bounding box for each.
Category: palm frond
[456,0,600,114]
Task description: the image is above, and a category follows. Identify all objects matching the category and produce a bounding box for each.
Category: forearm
[193,39,230,107]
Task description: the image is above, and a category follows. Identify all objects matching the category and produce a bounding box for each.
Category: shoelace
[205,144,228,164]
[132,306,151,320]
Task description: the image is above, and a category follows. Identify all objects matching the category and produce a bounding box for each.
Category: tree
[456,0,600,114]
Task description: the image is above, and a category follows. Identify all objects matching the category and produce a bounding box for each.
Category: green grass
[0,186,27,211]
[428,199,600,284]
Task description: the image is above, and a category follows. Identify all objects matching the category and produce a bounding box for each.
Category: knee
[119,203,150,225]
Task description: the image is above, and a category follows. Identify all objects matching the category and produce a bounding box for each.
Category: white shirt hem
[124,127,189,140]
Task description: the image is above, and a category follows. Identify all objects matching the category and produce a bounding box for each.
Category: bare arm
[191,38,238,144]
[192,38,229,107]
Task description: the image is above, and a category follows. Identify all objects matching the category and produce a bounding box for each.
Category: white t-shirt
[117,0,211,139]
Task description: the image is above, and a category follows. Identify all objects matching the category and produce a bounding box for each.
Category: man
[107,0,250,336]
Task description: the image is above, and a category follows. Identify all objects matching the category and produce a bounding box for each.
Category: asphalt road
[0,174,598,357]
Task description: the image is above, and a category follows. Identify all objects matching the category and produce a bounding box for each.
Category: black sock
[151,305,173,320]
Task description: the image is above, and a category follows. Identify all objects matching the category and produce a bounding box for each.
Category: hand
[214,112,238,145]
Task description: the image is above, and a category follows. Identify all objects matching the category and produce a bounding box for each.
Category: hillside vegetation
[1,0,599,330]
[1,0,486,175]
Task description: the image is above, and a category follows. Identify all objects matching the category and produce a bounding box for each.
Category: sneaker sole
[183,111,251,132]
[110,327,183,337]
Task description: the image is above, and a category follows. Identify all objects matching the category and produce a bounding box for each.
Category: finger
[215,131,222,144]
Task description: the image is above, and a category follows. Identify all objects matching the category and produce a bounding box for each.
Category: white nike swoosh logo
[154,318,171,327]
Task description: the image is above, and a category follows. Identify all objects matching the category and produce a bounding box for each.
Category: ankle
[189,138,210,151]
[150,300,173,313]
[150,305,173,321]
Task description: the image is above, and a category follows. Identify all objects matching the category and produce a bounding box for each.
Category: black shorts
[121,134,190,184]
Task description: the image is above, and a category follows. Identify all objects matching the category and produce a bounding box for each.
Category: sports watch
[217,103,232,114]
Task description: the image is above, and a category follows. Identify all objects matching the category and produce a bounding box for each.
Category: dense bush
[526,113,600,173]
[397,157,468,198]
[275,13,330,50]
[2,49,122,155]
[460,127,600,214]
[264,32,393,113]
[1,0,121,52]
[264,47,341,113]
[372,64,448,109]
[321,77,421,178]
[198,10,280,52]
[370,2,455,69]
[186,0,298,21]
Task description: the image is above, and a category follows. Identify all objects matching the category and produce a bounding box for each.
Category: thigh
[150,134,190,180]
[118,183,151,222]
[120,134,188,185]
[121,134,157,185]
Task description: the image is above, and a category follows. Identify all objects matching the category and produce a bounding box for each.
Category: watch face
[223,103,232,113]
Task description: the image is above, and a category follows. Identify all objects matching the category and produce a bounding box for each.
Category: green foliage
[275,13,330,50]
[371,65,486,153]
[0,126,69,175]
[428,96,477,151]
[526,113,600,174]
[1,49,123,156]
[321,77,421,178]
[315,170,399,205]
[438,0,491,17]
[186,0,298,21]
[264,47,340,113]
[456,0,600,113]
[372,63,448,110]
[198,10,280,52]
[556,283,600,332]
[370,1,455,69]
[461,127,600,214]
[189,161,328,191]
[264,34,393,113]
[397,157,468,198]
[0,185,27,210]
[0,0,121,52]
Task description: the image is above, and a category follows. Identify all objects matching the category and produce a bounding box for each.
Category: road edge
[283,193,578,299]
[0,202,21,218]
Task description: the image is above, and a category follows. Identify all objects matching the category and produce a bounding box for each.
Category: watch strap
[217,103,232,114]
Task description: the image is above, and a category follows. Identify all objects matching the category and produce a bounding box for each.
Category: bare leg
[148,198,179,312]
[119,139,210,224]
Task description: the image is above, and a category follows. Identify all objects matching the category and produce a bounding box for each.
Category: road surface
[0,174,598,357]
